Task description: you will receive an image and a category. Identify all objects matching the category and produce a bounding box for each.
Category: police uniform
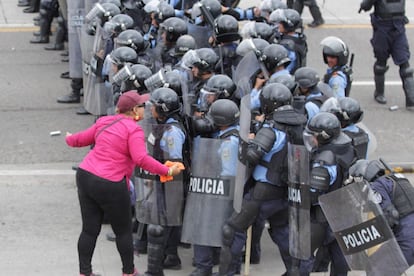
[360,0,414,108]
[143,116,186,275]
[324,68,347,99]
[370,174,414,266]
[342,124,370,160]
[217,122,294,275]
[305,135,356,275]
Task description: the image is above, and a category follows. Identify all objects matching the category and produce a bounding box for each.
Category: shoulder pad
[273,109,307,126]
[314,150,335,166]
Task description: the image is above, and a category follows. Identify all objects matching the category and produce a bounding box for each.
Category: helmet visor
[303,128,318,152]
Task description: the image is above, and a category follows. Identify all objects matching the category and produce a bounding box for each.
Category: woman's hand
[168,163,185,176]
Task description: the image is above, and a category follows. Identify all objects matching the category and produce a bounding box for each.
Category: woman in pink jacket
[66,91,183,276]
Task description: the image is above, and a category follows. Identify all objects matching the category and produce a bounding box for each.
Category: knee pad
[147,224,164,238]
[374,63,388,75]
[39,8,48,17]
[222,223,235,247]
[399,65,414,78]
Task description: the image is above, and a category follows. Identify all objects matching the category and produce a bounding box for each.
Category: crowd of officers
[25,0,414,275]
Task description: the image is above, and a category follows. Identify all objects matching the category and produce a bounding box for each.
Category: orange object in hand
[160,161,185,183]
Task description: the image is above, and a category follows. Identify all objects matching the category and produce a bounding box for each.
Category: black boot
[373,62,388,104]
[308,3,324,28]
[30,8,52,44]
[145,225,165,276]
[400,63,414,111]
[23,0,39,13]
[45,16,66,50]
[57,78,82,103]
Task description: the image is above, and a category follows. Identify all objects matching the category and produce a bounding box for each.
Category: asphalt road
[0,0,414,275]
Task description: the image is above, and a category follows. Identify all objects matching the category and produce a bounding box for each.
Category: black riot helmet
[154,2,175,23]
[260,83,292,116]
[268,74,297,93]
[126,64,153,92]
[262,44,291,72]
[236,38,269,57]
[214,14,241,43]
[175,35,197,57]
[305,112,341,146]
[115,29,146,53]
[206,99,240,127]
[192,48,219,73]
[159,17,188,43]
[192,0,222,20]
[100,2,121,23]
[338,97,364,126]
[320,97,364,128]
[203,74,236,99]
[279,8,302,32]
[110,46,138,68]
[349,159,385,182]
[240,21,274,41]
[321,36,350,66]
[150,87,181,117]
[104,14,134,36]
[294,67,320,89]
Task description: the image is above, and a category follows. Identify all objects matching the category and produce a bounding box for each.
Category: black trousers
[76,168,134,275]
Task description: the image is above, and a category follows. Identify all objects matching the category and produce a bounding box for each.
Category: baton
[380,158,414,174]
[244,226,252,276]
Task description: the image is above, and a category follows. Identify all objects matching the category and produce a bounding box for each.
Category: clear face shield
[112,63,133,85]
[303,128,319,153]
[198,88,218,113]
[143,69,168,92]
[85,3,105,23]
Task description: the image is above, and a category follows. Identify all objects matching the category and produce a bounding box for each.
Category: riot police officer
[272,8,308,74]
[294,67,328,121]
[156,17,188,71]
[302,112,356,275]
[187,99,240,276]
[321,97,369,160]
[348,159,414,267]
[107,46,138,111]
[209,14,241,78]
[136,87,187,276]
[216,83,297,276]
[188,48,219,113]
[359,0,414,110]
[321,36,353,98]
[250,44,292,111]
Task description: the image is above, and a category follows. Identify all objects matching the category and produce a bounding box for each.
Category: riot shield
[233,51,261,99]
[319,182,409,275]
[181,137,236,247]
[68,0,85,79]
[83,25,112,115]
[233,94,251,212]
[135,121,184,226]
[287,143,311,259]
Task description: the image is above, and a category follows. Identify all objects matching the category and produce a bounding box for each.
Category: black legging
[76,168,134,275]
